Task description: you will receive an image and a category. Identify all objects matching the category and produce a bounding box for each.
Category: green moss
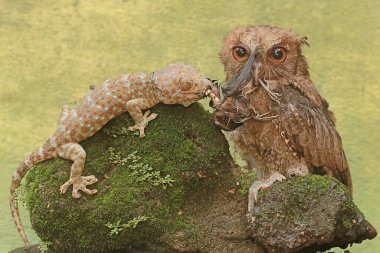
[250,174,372,253]
[254,175,359,230]
[22,103,234,252]
[236,165,257,195]
[254,175,345,223]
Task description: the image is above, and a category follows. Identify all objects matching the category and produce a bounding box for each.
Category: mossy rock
[20,103,376,253]
[22,103,259,253]
[250,175,377,253]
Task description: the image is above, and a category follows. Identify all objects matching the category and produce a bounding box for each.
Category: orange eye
[270,47,287,63]
[232,46,249,61]
[179,81,192,91]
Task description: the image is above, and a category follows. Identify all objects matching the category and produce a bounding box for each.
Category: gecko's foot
[128,110,158,138]
[247,172,286,223]
[60,175,98,198]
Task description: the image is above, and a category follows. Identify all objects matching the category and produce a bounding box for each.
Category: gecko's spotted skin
[10,64,215,246]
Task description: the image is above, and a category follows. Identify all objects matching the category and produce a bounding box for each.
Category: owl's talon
[246,212,255,223]
[247,172,286,214]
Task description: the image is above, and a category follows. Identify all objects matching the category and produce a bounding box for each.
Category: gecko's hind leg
[57,143,98,198]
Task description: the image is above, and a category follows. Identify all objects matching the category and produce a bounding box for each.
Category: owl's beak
[213,48,258,130]
[222,48,257,97]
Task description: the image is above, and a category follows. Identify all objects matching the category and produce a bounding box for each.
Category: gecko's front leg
[126,98,158,138]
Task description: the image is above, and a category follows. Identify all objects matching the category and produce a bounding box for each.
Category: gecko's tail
[9,145,55,247]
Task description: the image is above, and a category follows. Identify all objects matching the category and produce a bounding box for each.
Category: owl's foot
[247,172,286,223]
[259,79,282,105]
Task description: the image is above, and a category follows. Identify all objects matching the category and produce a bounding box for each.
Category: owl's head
[220,25,310,96]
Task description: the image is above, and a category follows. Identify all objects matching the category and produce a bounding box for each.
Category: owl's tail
[344,170,353,196]
[346,174,353,196]
[336,155,353,195]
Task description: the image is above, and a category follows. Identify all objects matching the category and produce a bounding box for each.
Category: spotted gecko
[10,63,217,246]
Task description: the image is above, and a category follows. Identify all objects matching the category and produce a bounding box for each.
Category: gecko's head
[154,64,216,107]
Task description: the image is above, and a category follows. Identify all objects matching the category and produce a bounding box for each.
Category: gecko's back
[56,72,160,143]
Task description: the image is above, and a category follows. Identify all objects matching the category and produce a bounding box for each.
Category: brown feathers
[215,25,353,194]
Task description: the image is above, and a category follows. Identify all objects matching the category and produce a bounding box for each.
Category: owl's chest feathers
[234,83,304,174]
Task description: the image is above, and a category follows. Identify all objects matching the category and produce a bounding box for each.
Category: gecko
[9,63,217,247]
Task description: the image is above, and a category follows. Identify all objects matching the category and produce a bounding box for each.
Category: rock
[249,175,377,253]
[21,103,261,253]
[20,103,376,253]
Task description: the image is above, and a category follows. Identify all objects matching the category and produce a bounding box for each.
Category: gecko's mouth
[204,78,220,106]
[207,78,220,95]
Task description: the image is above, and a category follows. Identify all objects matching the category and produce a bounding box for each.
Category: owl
[212,25,352,218]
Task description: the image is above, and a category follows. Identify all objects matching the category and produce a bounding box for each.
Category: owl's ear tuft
[300,36,310,47]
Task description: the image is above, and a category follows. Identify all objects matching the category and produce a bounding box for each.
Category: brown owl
[212,25,352,218]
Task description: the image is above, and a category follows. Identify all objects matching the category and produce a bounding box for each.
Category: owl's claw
[247,172,286,223]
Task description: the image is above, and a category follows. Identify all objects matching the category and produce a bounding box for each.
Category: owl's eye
[232,47,249,61]
[270,47,287,63]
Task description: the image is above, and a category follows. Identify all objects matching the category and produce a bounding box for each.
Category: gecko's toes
[128,126,138,131]
[82,175,98,185]
[60,176,98,198]
[80,188,97,196]
[128,125,146,138]
[59,179,73,194]
[147,113,158,121]
[72,189,81,199]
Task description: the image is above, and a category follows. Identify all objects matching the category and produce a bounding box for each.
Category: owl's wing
[273,88,352,194]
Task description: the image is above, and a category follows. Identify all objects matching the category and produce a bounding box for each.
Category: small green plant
[108,148,175,189]
[108,147,129,165]
[237,165,257,195]
[103,126,132,138]
[38,240,52,253]
[106,215,149,236]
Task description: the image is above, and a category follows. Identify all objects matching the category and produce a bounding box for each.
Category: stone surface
[21,103,261,253]
[18,103,376,253]
[249,175,377,253]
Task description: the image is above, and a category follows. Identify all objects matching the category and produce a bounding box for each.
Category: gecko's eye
[179,82,192,91]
